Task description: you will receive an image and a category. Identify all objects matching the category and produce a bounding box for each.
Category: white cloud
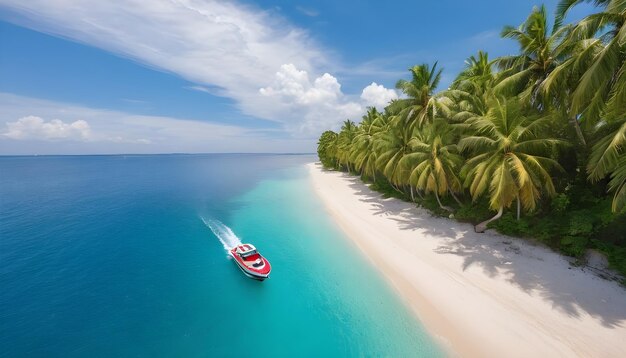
[0,0,330,132]
[0,1,402,142]
[260,64,341,105]
[0,93,314,154]
[295,6,319,17]
[360,82,398,109]
[3,116,92,141]
[186,85,221,95]
[259,64,362,134]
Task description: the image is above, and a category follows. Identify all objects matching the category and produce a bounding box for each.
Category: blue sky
[0,0,595,154]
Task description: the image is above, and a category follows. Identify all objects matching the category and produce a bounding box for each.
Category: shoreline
[308,162,626,357]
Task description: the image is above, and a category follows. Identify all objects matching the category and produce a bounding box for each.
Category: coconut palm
[351,108,387,180]
[555,0,626,211]
[460,97,565,232]
[555,0,626,125]
[374,121,414,191]
[337,120,358,171]
[453,51,497,93]
[398,119,464,211]
[539,36,605,146]
[393,63,452,132]
[448,51,497,124]
[495,5,574,108]
[317,130,339,169]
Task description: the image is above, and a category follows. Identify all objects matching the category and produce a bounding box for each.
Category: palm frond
[587,119,626,181]
[609,155,626,212]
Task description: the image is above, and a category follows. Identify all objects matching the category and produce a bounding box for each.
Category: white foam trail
[200,217,242,251]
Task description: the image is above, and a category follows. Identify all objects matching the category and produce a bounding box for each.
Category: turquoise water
[0,155,442,357]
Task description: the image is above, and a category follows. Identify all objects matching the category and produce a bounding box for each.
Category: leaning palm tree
[399,119,464,211]
[460,97,565,232]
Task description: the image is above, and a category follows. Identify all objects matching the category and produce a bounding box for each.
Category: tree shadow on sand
[333,169,626,329]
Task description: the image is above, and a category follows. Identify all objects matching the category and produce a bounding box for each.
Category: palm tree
[556,0,626,211]
[351,108,386,180]
[337,120,358,172]
[453,51,497,93]
[495,5,574,107]
[555,0,626,126]
[460,97,565,232]
[317,130,339,169]
[399,119,464,211]
[448,51,496,125]
[539,37,605,146]
[374,121,414,193]
[393,63,452,132]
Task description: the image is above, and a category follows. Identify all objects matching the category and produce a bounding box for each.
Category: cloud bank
[0,93,314,154]
[4,116,92,141]
[0,0,397,138]
[259,64,363,134]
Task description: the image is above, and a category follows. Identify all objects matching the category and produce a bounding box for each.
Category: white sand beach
[308,163,626,357]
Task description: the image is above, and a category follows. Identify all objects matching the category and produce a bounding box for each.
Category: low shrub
[559,236,589,258]
[490,213,531,237]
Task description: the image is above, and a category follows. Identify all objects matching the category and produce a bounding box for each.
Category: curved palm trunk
[569,117,587,146]
[434,191,454,212]
[475,206,504,233]
[516,196,521,221]
[410,186,415,202]
[388,168,404,194]
[390,182,404,195]
[449,189,463,206]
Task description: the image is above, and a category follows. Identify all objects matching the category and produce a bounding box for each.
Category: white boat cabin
[235,244,258,258]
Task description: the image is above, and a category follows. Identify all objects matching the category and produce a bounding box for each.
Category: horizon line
[0,152,317,157]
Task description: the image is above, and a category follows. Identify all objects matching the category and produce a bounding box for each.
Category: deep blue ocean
[0,154,442,357]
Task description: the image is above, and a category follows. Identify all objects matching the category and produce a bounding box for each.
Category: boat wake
[200,217,242,252]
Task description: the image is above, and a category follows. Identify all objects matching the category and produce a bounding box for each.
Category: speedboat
[229,244,271,281]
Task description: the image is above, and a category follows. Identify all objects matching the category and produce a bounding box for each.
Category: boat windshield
[240,250,258,258]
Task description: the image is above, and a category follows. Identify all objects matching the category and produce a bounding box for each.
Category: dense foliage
[316,1,626,277]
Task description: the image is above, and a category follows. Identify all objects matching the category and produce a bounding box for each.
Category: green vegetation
[316,0,626,278]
